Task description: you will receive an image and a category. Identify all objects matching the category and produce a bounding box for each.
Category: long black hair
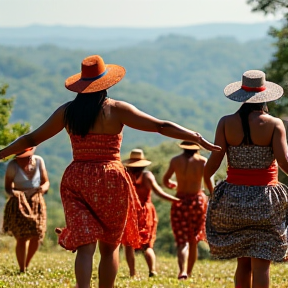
[64,90,107,137]
[238,102,268,145]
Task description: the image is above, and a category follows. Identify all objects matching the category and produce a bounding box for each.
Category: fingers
[200,137,221,152]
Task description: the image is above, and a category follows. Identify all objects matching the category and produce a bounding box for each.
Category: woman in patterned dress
[122,149,180,278]
[0,55,220,288]
[204,70,288,288]
[2,147,49,272]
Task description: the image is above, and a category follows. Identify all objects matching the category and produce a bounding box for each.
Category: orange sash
[226,162,278,186]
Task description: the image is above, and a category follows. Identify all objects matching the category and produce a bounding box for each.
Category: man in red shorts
[163,141,208,279]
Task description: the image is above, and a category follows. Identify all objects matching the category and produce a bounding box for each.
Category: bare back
[224,111,276,147]
[171,153,207,196]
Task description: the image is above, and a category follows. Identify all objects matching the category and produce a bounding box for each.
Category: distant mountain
[0,21,282,50]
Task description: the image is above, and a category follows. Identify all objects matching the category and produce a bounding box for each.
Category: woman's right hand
[12,190,22,197]
[196,134,222,152]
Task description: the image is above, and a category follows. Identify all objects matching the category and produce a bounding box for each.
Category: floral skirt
[206,181,288,262]
[137,201,158,249]
[171,191,207,246]
[58,160,141,251]
[2,192,46,241]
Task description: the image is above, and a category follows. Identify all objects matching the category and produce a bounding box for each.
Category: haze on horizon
[1,0,281,28]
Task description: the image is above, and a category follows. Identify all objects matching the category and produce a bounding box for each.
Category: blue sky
[1,0,281,28]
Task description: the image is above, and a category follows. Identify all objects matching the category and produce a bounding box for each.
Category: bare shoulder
[143,170,155,180]
[199,154,208,163]
[111,99,133,109]
[34,155,44,162]
[6,159,17,174]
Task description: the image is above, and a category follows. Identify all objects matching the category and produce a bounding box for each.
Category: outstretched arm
[204,117,227,194]
[162,160,177,189]
[146,172,179,202]
[0,104,67,159]
[115,101,221,152]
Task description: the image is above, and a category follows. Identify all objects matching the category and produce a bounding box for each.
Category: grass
[0,236,288,288]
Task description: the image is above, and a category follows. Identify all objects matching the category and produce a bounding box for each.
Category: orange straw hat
[65,55,126,93]
[122,149,152,167]
[178,141,201,150]
[15,147,36,158]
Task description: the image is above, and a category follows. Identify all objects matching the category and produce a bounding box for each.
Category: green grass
[0,236,287,288]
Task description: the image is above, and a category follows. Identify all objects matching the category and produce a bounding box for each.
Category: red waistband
[226,163,278,186]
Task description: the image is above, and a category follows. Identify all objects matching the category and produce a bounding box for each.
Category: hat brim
[122,159,152,167]
[224,81,283,103]
[178,143,201,150]
[65,64,126,93]
[16,147,36,158]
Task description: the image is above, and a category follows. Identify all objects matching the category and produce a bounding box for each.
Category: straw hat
[178,141,200,150]
[224,70,283,103]
[16,147,36,158]
[65,55,126,93]
[122,149,152,167]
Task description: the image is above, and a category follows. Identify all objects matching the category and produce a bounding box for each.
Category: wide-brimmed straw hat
[178,141,201,150]
[122,149,152,167]
[16,147,36,158]
[65,55,126,93]
[224,70,283,103]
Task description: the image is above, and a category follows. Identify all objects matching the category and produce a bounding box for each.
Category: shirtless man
[163,141,208,279]
[123,149,180,278]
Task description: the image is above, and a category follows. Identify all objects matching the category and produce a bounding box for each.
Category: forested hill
[0,21,280,50]
[0,35,275,180]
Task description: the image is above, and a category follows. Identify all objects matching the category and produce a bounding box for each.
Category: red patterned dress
[134,172,158,249]
[58,133,141,251]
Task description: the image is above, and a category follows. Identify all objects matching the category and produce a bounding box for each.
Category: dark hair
[183,149,198,156]
[64,90,107,137]
[238,102,268,145]
[128,167,145,174]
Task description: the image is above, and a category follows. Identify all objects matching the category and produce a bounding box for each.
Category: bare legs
[144,247,157,276]
[235,257,270,288]
[125,246,136,276]
[75,243,96,288]
[177,243,188,278]
[235,257,252,288]
[98,241,120,288]
[176,241,198,279]
[15,237,41,272]
[125,245,157,277]
[187,240,197,277]
[75,241,120,288]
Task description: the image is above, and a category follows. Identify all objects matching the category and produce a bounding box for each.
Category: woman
[0,54,220,288]
[122,149,180,278]
[204,70,288,288]
[2,147,50,272]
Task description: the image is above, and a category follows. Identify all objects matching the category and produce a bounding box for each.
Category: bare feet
[178,273,188,280]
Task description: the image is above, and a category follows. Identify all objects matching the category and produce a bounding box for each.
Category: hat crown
[242,70,265,88]
[81,55,106,79]
[129,149,145,160]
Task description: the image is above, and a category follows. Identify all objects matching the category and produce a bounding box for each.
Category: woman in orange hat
[2,147,50,272]
[0,55,220,288]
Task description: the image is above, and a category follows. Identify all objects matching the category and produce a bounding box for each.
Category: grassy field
[0,237,288,288]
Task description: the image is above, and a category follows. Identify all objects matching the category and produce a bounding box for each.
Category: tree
[247,1,288,183]
[247,0,287,16]
[247,0,288,117]
[0,84,30,152]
